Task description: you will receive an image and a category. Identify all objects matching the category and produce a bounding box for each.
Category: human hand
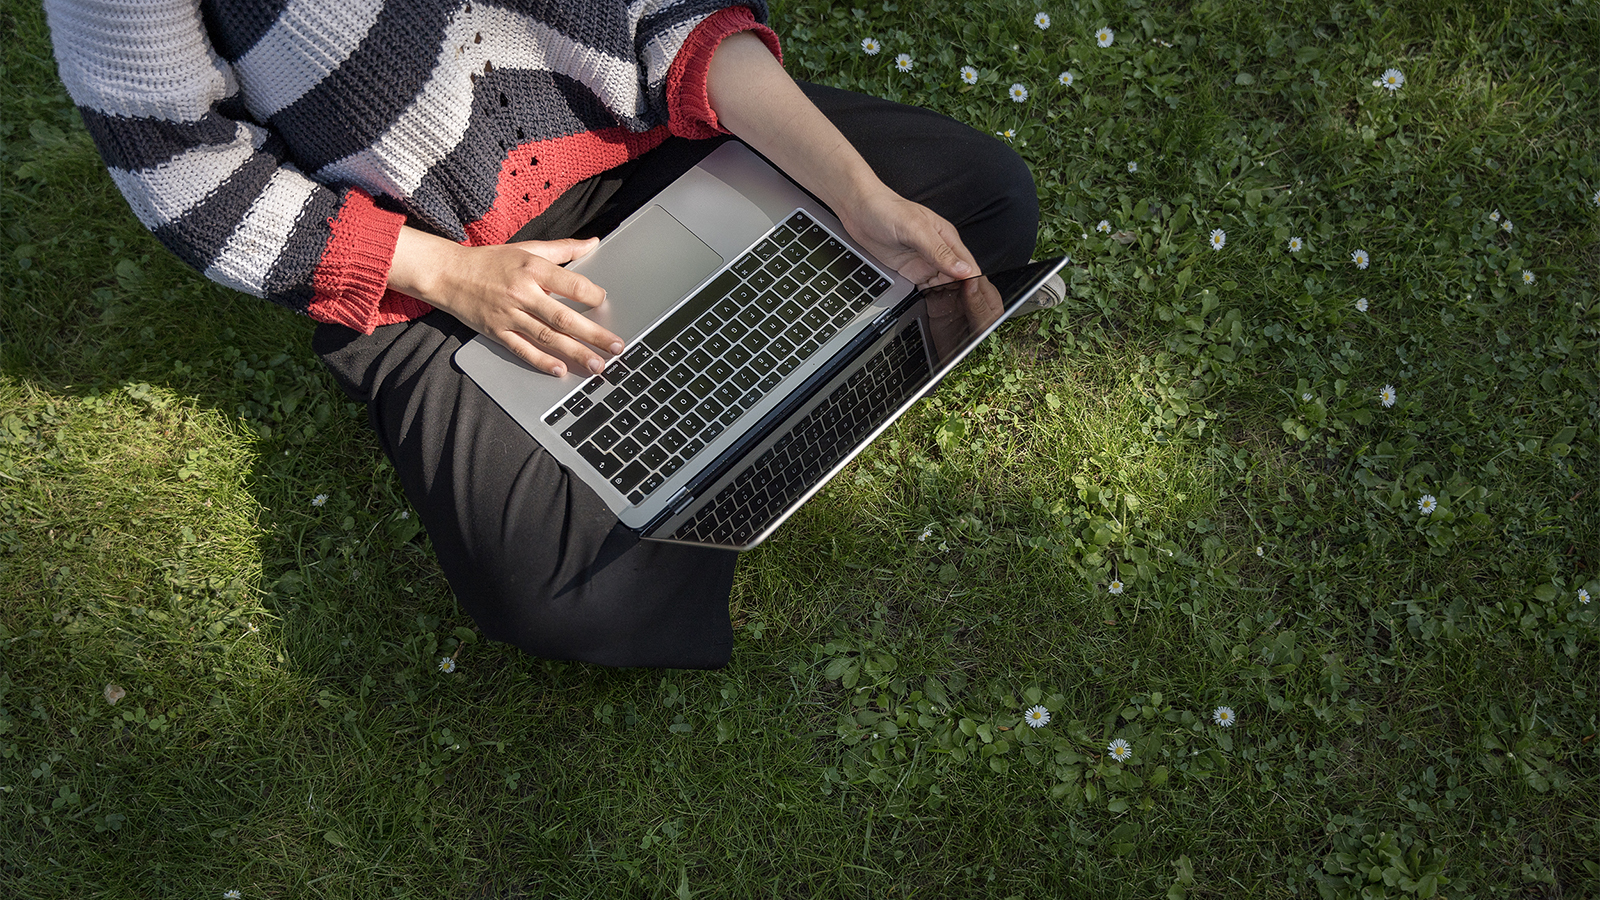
[391,229,623,378]
[836,186,979,289]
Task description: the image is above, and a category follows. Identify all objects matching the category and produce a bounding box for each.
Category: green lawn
[3,0,1597,897]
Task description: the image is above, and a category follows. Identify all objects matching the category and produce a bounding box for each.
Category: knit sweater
[45,0,779,333]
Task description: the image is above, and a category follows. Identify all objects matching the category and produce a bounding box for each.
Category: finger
[529,293,624,357]
[915,218,977,281]
[496,329,573,378]
[512,236,600,266]
[532,259,609,309]
[514,305,615,374]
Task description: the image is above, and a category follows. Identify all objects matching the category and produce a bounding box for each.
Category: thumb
[511,236,601,265]
[909,220,974,281]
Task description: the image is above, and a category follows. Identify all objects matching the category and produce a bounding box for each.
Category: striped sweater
[45,0,779,333]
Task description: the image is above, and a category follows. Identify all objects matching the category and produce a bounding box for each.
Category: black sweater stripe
[407,69,629,237]
[149,136,291,274]
[266,0,460,174]
[201,0,296,62]
[260,186,342,308]
[493,0,635,59]
[80,99,252,172]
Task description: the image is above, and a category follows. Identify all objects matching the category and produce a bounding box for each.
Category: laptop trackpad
[566,205,724,341]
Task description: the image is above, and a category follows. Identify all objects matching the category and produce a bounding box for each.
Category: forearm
[705,32,887,216]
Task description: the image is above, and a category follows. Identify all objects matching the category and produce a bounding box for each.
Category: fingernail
[551,364,566,378]
[587,358,604,374]
[953,261,973,276]
[609,341,624,355]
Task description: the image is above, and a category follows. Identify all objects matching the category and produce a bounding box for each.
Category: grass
[2,0,1597,897]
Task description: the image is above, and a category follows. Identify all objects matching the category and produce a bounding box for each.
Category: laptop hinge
[666,487,694,515]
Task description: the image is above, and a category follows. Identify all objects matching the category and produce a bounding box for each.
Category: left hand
[836,186,979,288]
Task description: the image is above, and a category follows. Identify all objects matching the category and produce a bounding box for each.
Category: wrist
[389,226,461,306]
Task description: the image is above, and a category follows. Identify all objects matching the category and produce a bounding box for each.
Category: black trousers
[313,83,1039,669]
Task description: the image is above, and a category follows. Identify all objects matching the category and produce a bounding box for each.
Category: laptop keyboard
[669,323,930,546]
[540,209,893,505]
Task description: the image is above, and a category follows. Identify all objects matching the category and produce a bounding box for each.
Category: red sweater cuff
[667,6,782,141]
[308,189,430,333]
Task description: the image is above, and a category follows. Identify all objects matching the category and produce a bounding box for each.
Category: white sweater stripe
[236,0,388,121]
[106,122,268,229]
[203,168,320,297]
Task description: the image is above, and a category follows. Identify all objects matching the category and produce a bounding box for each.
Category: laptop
[455,140,1066,549]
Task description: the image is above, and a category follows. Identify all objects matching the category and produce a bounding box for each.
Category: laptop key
[801,308,829,331]
[563,394,592,416]
[639,472,665,497]
[812,271,839,294]
[772,275,801,297]
[591,425,621,452]
[677,326,705,349]
[758,371,782,392]
[659,342,687,364]
[641,357,668,380]
[659,428,687,453]
[682,437,706,458]
[768,335,797,358]
[659,456,684,478]
[577,442,621,477]
[775,300,804,321]
[721,319,750,341]
[724,344,752,368]
[666,364,694,387]
[751,351,778,372]
[783,321,811,345]
[622,371,651,395]
[543,407,567,426]
[796,222,827,249]
[751,238,780,260]
[733,254,762,278]
[795,284,822,307]
[776,355,799,377]
[634,421,661,445]
[641,445,669,469]
[647,380,677,403]
[702,333,732,357]
[732,367,760,391]
[694,397,723,422]
[687,375,715,397]
[649,406,679,431]
[701,420,725,442]
[678,413,707,436]
[614,437,643,463]
[669,391,696,413]
[712,296,741,320]
[610,462,649,494]
[755,290,783,312]
[707,360,733,383]
[613,410,640,433]
[790,260,818,283]
[718,405,742,426]
[815,322,839,343]
[756,316,785,339]
[685,349,713,371]
[748,264,776,288]
[628,394,658,418]
[713,383,741,406]
[560,405,610,445]
[736,306,764,328]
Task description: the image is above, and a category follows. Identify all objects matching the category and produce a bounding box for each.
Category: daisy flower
[1256,545,1264,557]
[1034,12,1051,29]
[1379,384,1397,408]
[1287,236,1303,252]
[997,128,1016,141]
[1355,297,1369,312]
[1579,588,1591,604]
[400,510,410,519]
[1521,270,1536,285]
[439,656,457,673]
[1490,209,1501,221]
[1127,161,1138,173]
[1209,228,1227,250]
[1212,706,1236,727]
[1417,494,1437,515]
[918,525,934,542]
[1380,68,1405,92]
[895,53,913,72]
[1301,392,1313,402]
[1108,578,1124,595]
[861,37,880,55]
[1096,27,1115,47]
[960,65,978,85]
[1058,71,1074,87]
[1351,249,1370,268]
[1009,83,1029,102]
[1591,189,1600,207]
[1096,220,1111,233]
[223,892,242,900]
[1107,738,1132,762]
[312,493,328,507]
[1501,219,1513,233]
[1024,705,1052,728]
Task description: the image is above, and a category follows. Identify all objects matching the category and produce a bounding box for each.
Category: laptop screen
[654,257,1068,549]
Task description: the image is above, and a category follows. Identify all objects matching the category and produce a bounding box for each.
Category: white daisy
[1096,27,1115,47]
[1287,236,1303,252]
[1417,494,1437,515]
[1107,738,1132,761]
[997,128,1016,141]
[1381,68,1405,92]
[1096,219,1112,233]
[1501,219,1513,233]
[1127,161,1138,173]
[1372,79,1382,88]
[1579,588,1591,604]
[1355,297,1369,312]
[861,37,880,55]
[960,65,978,85]
[439,656,456,673]
[1301,392,1313,402]
[1035,12,1051,29]
[1352,249,1370,268]
[1058,71,1075,87]
[224,892,242,900]
[1212,706,1236,727]
[1108,578,1124,595]
[1490,209,1501,221]
[312,493,328,507]
[895,53,913,72]
[1024,705,1051,728]
[1521,270,1536,285]
[1592,189,1600,208]
[918,525,934,542]
[1255,545,1264,557]
[1009,83,1029,102]
[1209,228,1227,250]
[1379,384,1397,408]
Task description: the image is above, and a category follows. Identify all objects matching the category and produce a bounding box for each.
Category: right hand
[391,229,622,378]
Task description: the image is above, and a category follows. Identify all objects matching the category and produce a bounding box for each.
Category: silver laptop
[455,140,1065,549]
